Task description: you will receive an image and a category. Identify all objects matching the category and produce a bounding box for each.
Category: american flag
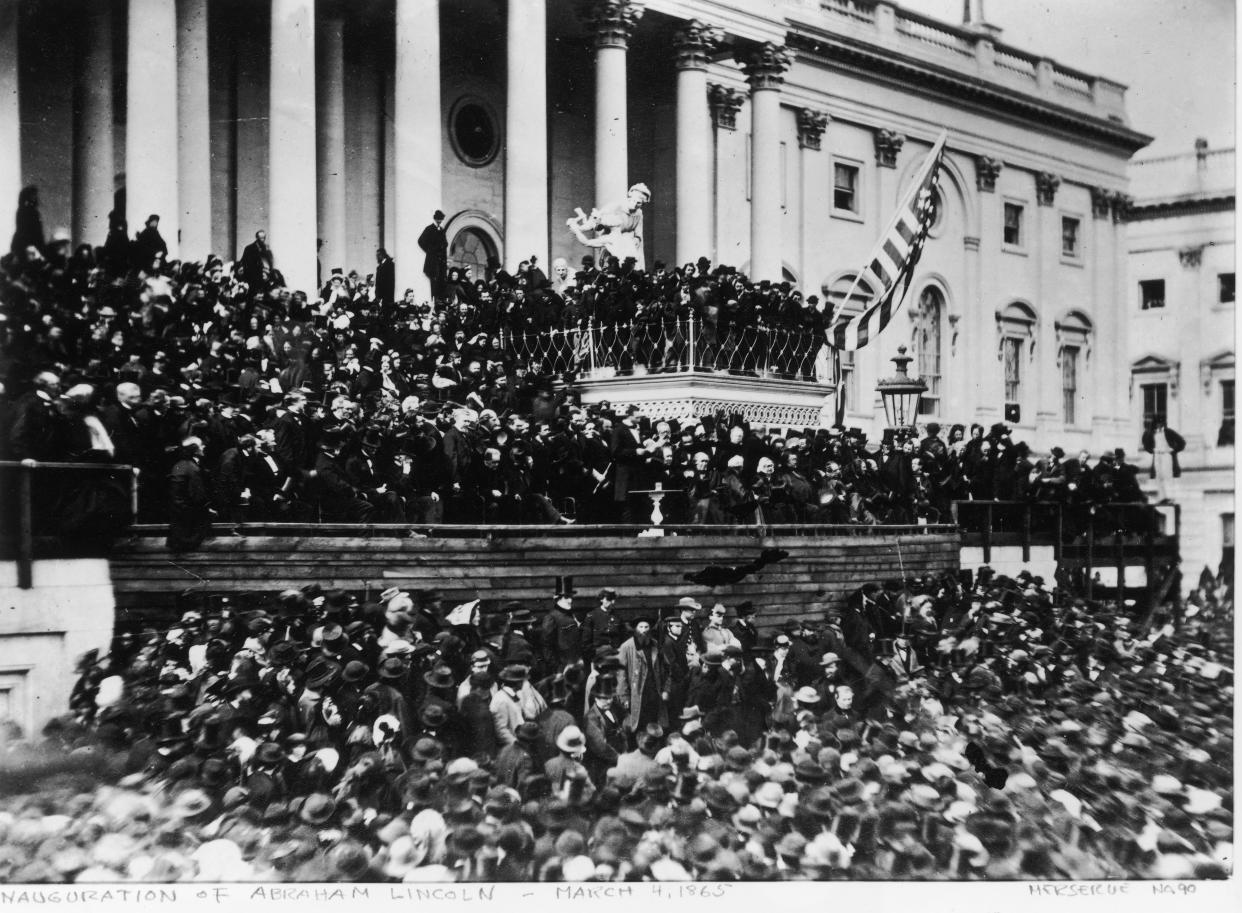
[831,132,947,352]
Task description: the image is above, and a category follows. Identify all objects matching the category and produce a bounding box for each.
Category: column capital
[873,128,904,168]
[796,108,830,151]
[1090,186,1113,219]
[975,155,1003,192]
[1178,244,1205,269]
[1035,171,1061,206]
[673,20,723,70]
[581,0,645,50]
[1109,190,1132,223]
[707,83,745,131]
[738,42,791,91]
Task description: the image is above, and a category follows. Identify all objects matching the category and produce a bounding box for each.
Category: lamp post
[875,345,926,437]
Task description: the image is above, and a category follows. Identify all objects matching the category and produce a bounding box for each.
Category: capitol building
[4,0,1157,452]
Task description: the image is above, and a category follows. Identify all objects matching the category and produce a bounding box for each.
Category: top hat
[554,576,576,598]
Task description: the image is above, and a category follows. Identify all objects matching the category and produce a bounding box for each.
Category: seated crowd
[2,209,1148,544]
[0,567,1233,883]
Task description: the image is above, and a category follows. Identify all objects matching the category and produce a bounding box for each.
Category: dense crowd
[0,566,1233,883]
[2,196,1151,547]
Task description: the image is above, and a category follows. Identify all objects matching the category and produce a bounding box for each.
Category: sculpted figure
[566,183,650,271]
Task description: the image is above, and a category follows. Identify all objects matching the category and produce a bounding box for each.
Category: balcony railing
[504,316,833,385]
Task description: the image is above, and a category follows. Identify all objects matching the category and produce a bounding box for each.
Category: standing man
[239,230,274,290]
[616,615,668,745]
[581,587,624,661]
[375,248,396,311]
[166,436,214,552]
[417,210,449,301]
[132,214,168,271]
[540,577,582,676]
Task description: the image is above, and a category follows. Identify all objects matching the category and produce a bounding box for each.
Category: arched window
[449,227,498,281]
[915,287,943,417]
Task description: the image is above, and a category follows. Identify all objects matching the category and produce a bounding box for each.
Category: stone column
[269,0,317,294]
[1089,186,1115,426]
[177,0,211,261]
[707,83,744,263]
[584,0,644,208]
[973,154,1003,425]
[796,108,828,286]
[873,127,903,217]
[1175,243,1205,449]
[673,20,720,266]
[394,0,441,301]
[1034,171,1061,434]
[317,12,347,275]
[73,0,114,248]
[0,1,19,234]
[1110,192,1133,446]
[740,43,790,282]
[505,0,548,271]
[127,0,180,259]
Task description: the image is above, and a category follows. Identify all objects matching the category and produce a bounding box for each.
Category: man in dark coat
[10,371,65,461]
[417,210,448,300]
[132,214,169,270]
[309,427,375,522]
[375,248,396,310]
[540,580,582,675]
[238,230,275,290]
[580,588,624,660]
[166,436,214,552]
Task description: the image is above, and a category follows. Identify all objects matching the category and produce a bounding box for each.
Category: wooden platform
[108,524,962,632]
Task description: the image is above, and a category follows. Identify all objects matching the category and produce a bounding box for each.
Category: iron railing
[504,315,833,384]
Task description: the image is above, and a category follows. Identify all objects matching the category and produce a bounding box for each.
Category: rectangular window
[1003,337,1022,406]
[833,163,859,213]
[1141,382,1168,433]
[1062,346,1079,425]
[840,350,857,412]
[1140,279,1165,310]
[1220,378,1235,446]
[1220,273,1235,304]
[1223,513,1235,577]
[1003,203,1023,246]
[1061,216,1081,258]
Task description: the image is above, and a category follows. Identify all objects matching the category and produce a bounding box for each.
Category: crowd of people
[2,195,1153,548]
[0,566,1232,883]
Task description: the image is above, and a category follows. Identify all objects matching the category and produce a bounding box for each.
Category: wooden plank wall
[110,531,961,633]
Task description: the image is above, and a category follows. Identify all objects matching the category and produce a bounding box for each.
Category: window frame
[1061,344,1079,427]
[1002,199,1027,253]
[1140,382,1169,433]
[914,287,944,419]
[1059,213,1084,264]
[1219,272,1235,305]
[830,157,865,223]
[1140,278,1166,311]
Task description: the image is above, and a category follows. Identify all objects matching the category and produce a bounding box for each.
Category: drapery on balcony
[504,316,833,384]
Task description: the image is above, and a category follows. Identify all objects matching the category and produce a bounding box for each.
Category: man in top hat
[417,210,449,299]
[581,587,624,661]
[540,578,581,675]
[583,675,625,785]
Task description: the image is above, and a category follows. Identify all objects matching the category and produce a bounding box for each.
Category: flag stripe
[830,133,946,353]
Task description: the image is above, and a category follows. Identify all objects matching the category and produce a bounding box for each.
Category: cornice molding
[785,30,1152,155]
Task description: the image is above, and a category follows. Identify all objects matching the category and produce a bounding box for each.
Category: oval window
[451,99,500,167]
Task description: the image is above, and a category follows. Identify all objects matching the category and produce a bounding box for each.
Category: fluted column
[0,1,16,225]
[1034,171,1061,432]
[673,21,720,266]
[269,0,317,293]
[505,0,548,271]
[796,108,829,285]
[73,0,114,248]
[394,0,441,301]
[317,13,347,275]
[127,0,179,259]
[741,43,790,282]
[584,1,644,207]
[177,0,211,261]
